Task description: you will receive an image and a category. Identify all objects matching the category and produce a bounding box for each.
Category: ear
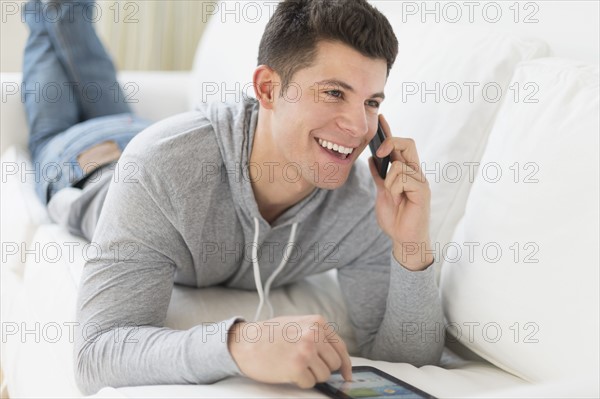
[253,65,279,110]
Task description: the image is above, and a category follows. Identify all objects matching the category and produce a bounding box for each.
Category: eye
[325,90,343,99]
[366,100,381,108]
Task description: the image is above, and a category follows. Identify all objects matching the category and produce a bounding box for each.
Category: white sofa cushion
[440,57,599,383]
[1,145,51,272]
[108,354,530,399]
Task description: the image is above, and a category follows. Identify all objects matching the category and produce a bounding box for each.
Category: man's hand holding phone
[368,114,434,271]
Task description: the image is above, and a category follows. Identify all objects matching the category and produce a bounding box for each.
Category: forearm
[74,317,243,395]
[360,254,444,366]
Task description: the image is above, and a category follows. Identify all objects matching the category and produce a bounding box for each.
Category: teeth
[317,138,354,155]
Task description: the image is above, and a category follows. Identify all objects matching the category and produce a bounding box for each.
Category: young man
[22,0,444,395]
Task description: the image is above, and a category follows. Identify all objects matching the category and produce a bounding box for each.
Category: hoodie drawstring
[251,217,298,321]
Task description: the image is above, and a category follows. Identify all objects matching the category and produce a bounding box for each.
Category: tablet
[315,366,437,399]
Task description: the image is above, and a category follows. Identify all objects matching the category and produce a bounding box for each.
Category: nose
[336,102,370,139]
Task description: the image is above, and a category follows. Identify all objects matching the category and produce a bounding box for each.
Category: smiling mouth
[315,138,354,160]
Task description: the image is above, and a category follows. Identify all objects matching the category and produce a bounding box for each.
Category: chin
[310,173,350,190]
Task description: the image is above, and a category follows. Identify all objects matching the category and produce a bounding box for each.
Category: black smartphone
[315,366,437,399]
[369,122,390,179]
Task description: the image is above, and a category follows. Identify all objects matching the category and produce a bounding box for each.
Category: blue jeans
[22,0,151,204]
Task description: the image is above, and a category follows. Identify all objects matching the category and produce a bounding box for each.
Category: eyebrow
[314,79,385,100]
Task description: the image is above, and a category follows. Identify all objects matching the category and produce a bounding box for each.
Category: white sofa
[1,1,598,398]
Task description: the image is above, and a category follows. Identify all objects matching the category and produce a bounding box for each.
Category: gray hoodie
[74,97,444,395]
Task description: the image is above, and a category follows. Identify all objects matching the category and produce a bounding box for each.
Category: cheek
[275,95,331,153]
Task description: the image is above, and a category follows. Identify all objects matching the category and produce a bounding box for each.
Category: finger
[388,168,431,205]
[384,161,426,192]
[378,114,392,139]
[376,115,423,174]
[316,338,343,372]
[389,174,424,205]
[309,357,332,383]
[326,333,353,382]
[368,157,386,191]
[375,114,399,161]
[295,369,317,389]
[378,138,422,170]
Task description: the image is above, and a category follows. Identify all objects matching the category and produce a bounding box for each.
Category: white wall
[0,0,208,72]
[1,2,29,72]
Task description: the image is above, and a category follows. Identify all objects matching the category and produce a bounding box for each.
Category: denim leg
[22,0,148,205]
[42,0,131,120]
[22,0,80,162]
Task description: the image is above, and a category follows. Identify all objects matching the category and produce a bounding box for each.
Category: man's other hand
[227,314,353,388]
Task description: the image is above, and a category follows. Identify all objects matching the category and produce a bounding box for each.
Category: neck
[249,111,316,224]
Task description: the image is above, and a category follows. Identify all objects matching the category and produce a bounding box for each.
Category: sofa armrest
[116,71,192,122]
[0,71,192,155]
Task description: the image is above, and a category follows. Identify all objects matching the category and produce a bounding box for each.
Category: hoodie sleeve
[74,156,244,395]
[336,224,445,366]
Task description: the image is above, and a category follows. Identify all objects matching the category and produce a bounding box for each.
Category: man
[22,0,444,395]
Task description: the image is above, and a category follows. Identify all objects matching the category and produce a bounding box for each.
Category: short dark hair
[257,0,398,94]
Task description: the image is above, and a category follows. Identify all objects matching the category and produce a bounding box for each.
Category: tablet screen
[323,370,430,399]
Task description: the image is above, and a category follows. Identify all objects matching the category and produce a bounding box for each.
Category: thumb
[368,157,386,192]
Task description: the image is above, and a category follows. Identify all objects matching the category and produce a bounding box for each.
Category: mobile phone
[315,366,437,399]
[369,122,390,179]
